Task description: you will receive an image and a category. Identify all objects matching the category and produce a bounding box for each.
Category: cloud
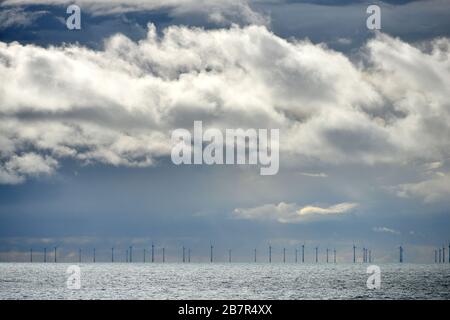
[372,226,400,234]
[299,172,328,178]
[2,0,268,26]
[392,172,450,203]
[0,24,449,184]
[0,7,48,29]
[0,152,58,184]
[298,202,358,216]
[233,201,358,223]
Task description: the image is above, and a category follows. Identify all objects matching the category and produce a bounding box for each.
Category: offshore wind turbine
[111,247,114,263]
[353,244,356,263]
[30,248,32,263]
[269,245,272,263]
[210,244,213,263]
[283,248,286,263]
[93,248,96,263]
[79,249,81,263]
[302,244,305,263]
[151,243,155,263]
[188,248,191,263]
[44,248,47,263]
[326,248,329,263]
[315,246,318,263]
[162,247,165,263]
[54,246,57,263]
[254,248,257,263]
[443,246,446,263]
[229,249,232,263]
[333,249,336,264]
[295,248,298,263]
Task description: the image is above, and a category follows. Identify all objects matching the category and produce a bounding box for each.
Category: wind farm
[8,243,446,264]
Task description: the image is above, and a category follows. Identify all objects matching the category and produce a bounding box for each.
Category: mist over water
[1,263,449,299]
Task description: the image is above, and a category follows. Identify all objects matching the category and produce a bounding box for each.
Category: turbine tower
[30,249,33,263]
[326,248,329,263]
[353,244,356,263]
[229,249,232,263]
[210,245,213,263]
[302,244,305,263]
[295,248,298,263]
[315,246,318,263]
[152,243,155,263]
[79,248,81,263]
[443,246,446,264]
[399,246,403,263]
[44,248,47,263]
[111,247,114,263]
[54,247,57,263]
[129,246,132,263]
[254,248,257,263]
[435,249,438,263]
[93,248,96,263]
[269,245,272,263]
[333,249,336,264]
[182,246,185,263]
[162,247,165,263]
[283,248,286,263]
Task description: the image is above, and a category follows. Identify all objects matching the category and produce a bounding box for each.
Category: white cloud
[299,172,328,178]
[372,226,400,235]
[0,7,48,29]
[0,24,449,186]
[233,201,358,223]
[298,202,358,216]
[0,153,58,184]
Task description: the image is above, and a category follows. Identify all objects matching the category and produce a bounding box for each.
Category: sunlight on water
[0,263,449,299]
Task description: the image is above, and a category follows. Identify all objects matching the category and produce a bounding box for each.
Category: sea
[0,263,449,299]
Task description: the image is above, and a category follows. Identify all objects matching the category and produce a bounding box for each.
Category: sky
[0,0,449,263]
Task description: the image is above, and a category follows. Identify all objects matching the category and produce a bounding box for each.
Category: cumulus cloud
[0,153,57,184]
[233,201,358,223]
[372,226,400,235]
[0,24,449,185]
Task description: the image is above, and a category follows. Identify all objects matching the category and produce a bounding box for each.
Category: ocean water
[0,263,449,299]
